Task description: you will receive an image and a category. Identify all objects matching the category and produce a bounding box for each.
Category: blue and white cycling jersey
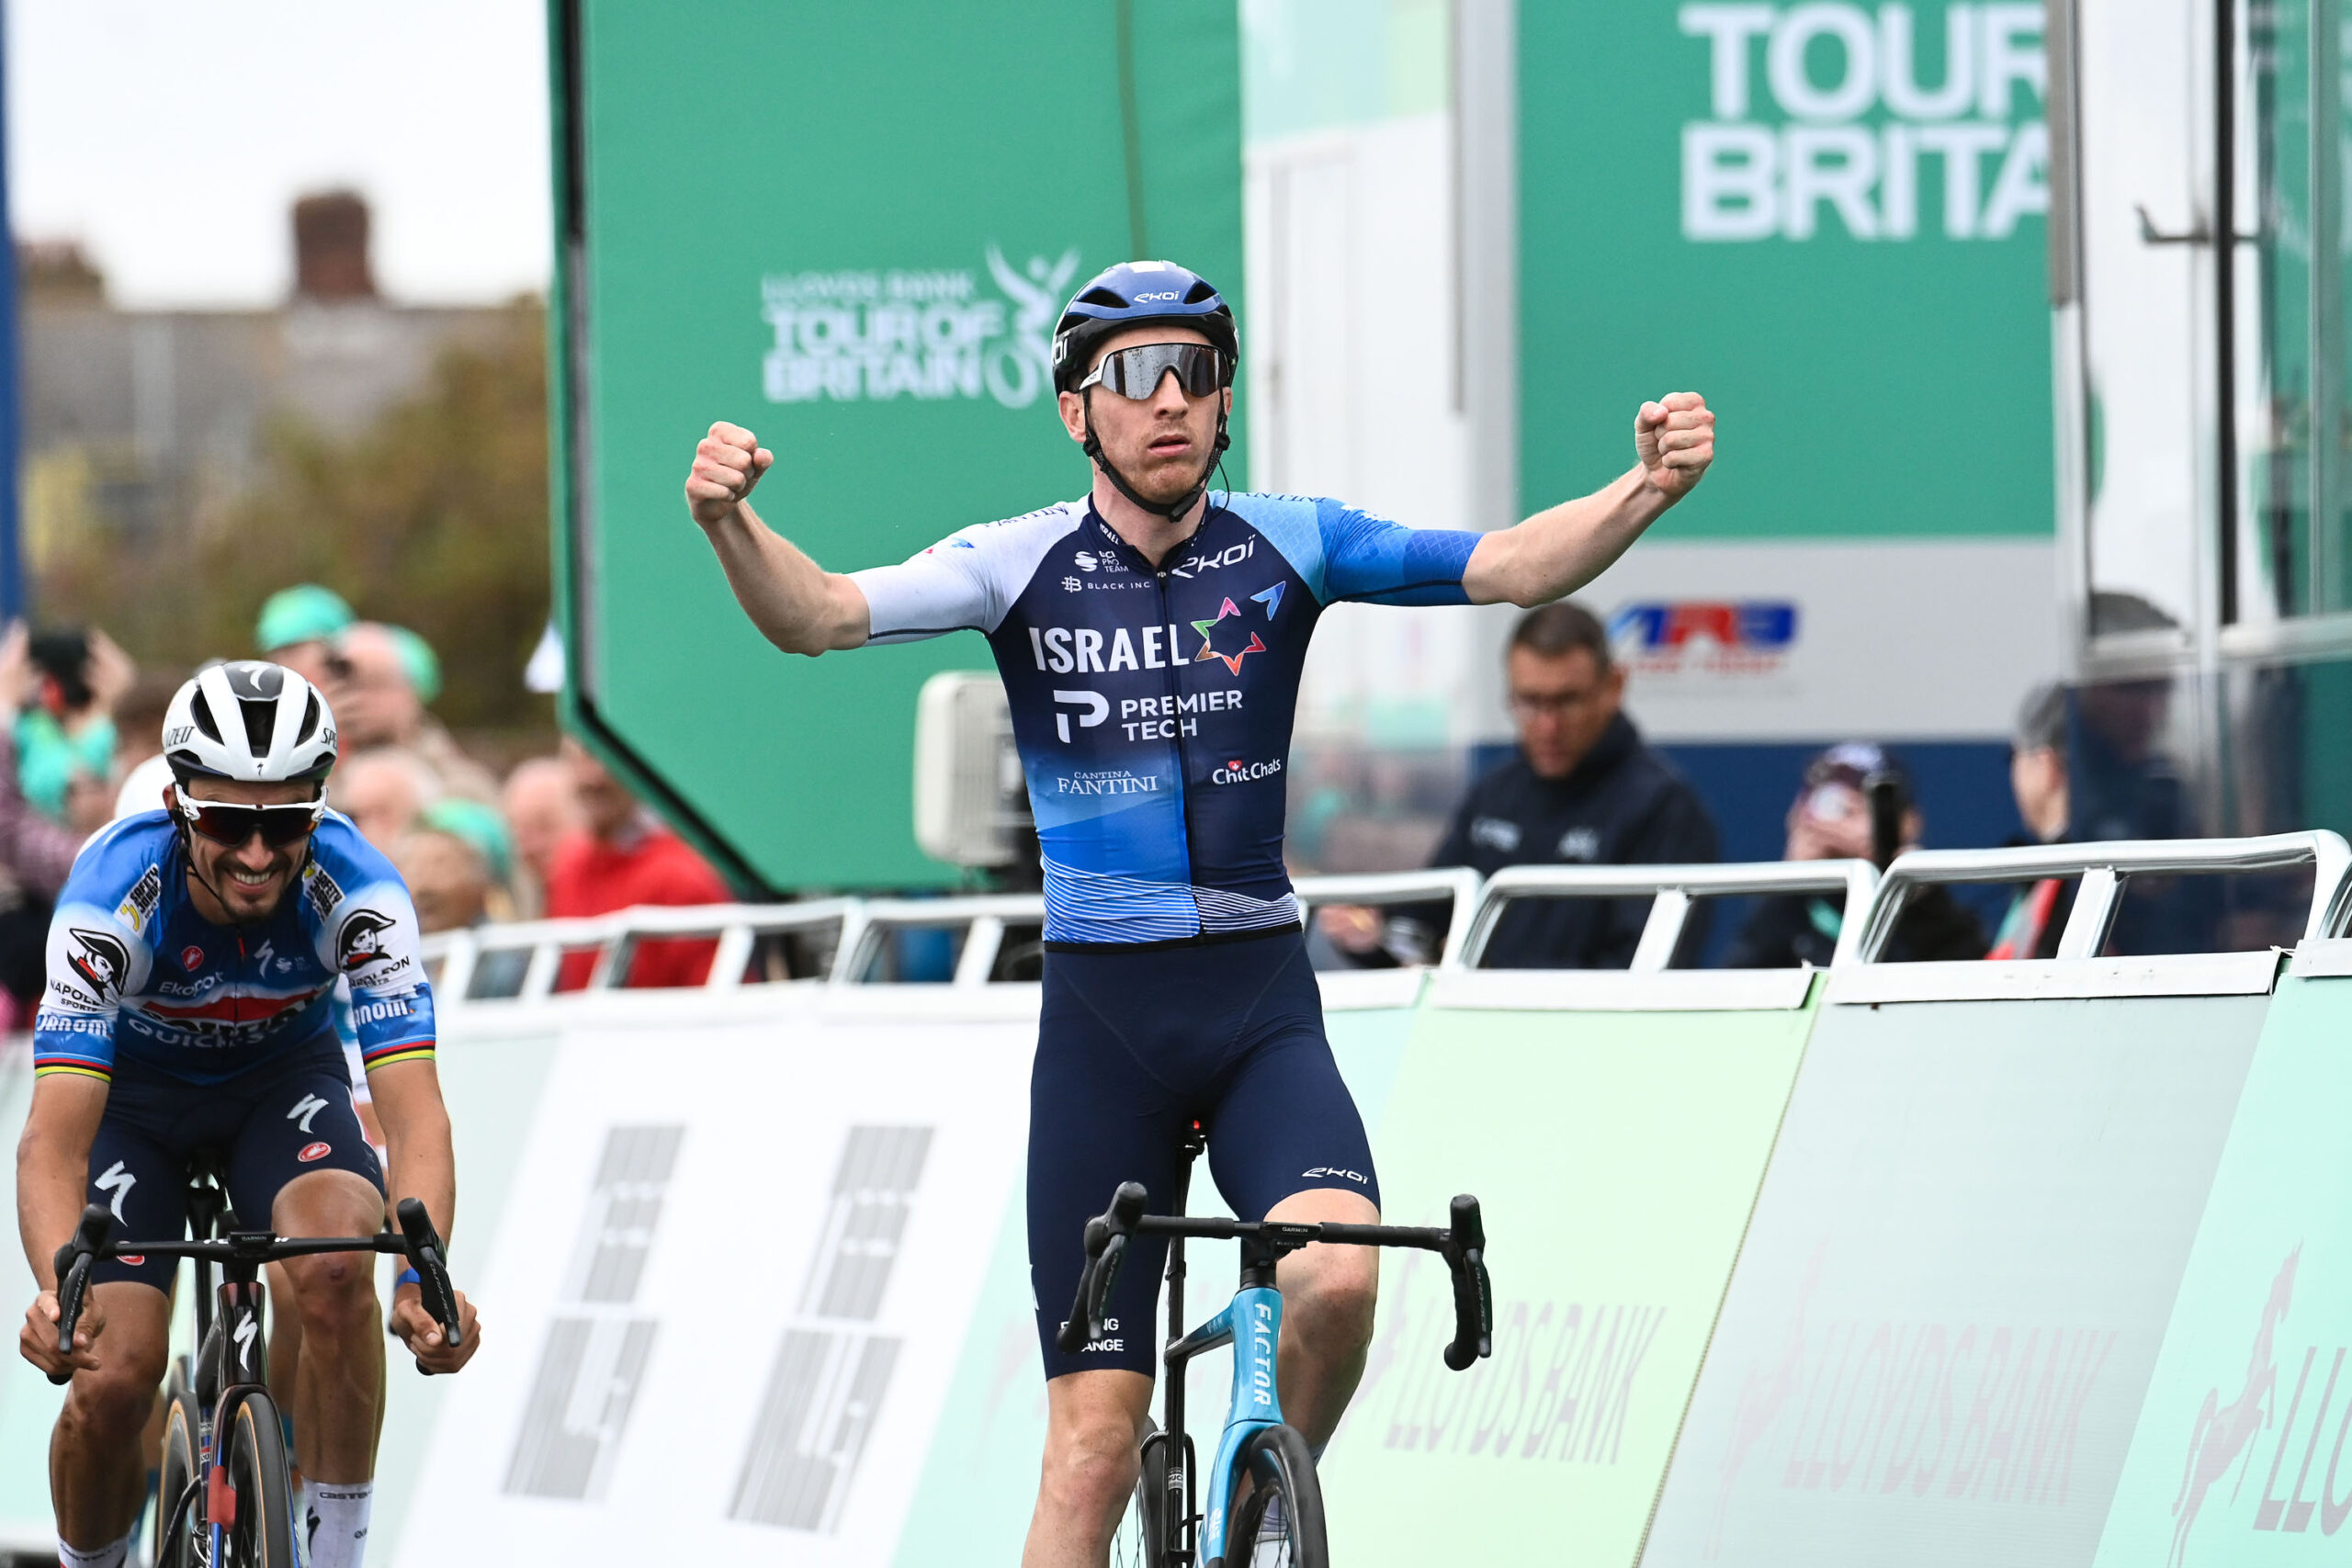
[854,492,1481,944]
[32,810,436,1087]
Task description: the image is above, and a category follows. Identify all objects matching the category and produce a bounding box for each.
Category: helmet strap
[1081,389,1229,525]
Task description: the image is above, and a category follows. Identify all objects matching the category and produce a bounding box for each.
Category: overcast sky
[6,0,551,308]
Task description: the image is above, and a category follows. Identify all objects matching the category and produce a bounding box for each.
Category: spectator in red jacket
[546,738,730,988]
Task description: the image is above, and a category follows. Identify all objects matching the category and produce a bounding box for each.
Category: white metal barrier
[1433,860,1881,1011]
[417,871,1487,1007]
[1831,830,2352,1003]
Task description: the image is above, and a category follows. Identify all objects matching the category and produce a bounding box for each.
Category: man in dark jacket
[1324,602,1718,968]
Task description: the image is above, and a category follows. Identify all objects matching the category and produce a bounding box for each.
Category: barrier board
[1642,991,2272,1567]
[2088,956,2352,1567]
[1317,981,1824,1566]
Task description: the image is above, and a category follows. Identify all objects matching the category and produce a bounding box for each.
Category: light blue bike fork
[1164,1283,1285,1567]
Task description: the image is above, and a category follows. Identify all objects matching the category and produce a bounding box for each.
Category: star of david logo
[1192,597,1268,675]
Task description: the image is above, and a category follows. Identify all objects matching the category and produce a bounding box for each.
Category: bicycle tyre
[1220,1424,1327,1568]
[153,1362,199,1568]
[220,1391,299,1568]
[1111,1419,1173,1568]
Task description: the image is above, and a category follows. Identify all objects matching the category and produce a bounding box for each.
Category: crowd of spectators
[0,582,737,1023]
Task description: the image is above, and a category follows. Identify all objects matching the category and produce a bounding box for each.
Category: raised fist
[684,422,775,526]
[1634,392,1715,501]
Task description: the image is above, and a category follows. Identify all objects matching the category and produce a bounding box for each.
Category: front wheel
[153,1362,200,1568]
[1222,1424,1327,1568]
[1111,1418,1175,1567]
[220,1391,299,1568]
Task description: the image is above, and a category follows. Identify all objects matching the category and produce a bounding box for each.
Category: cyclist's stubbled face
[175,777,317,924]
[1058,323,1230,511]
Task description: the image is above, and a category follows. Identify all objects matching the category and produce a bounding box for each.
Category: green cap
[383,626,443,705]
[254,585,356,653]
[419,797,514,886]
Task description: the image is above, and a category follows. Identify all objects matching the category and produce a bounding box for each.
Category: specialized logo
[336,909,396,972]
[1211,757,1284,784]
[1192,598,1269,675]
[298,1141,333,1163]
[223,663,285,701]
[95,1160,136,1223]
[761,245,1080,409]
[288,1093,329,1134]
[1052,691,1109,743]
[233,1311,259,1366]
[66,929,129,998]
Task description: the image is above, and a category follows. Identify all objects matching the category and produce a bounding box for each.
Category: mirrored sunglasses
[176,797,323,848]
[1078,342,1228,400]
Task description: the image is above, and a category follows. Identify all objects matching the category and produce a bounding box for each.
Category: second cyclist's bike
[1058,1127,1491,1567]
[50,1160,465,1568]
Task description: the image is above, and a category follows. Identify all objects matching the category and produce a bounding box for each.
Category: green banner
[551,0,1244,890]
[2092,974,2352,1566]
[1520,1,2053,538]
[1317,994,1821,1565]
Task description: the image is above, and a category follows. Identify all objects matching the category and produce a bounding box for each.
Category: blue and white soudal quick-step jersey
[33,810,436,1086]
[854,493,1481,945]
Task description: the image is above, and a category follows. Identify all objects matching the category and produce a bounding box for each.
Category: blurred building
[18,191,518,545]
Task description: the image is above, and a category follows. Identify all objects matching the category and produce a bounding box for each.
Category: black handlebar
[44,1199,466,1384]
[1056,1183,1494,1371]
[47,1206,113,1384]
[394,1198,464,1359]
[1056,1182,1148,1355]
[1442,1194,1492,1371]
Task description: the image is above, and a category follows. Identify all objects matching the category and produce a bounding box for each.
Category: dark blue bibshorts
[1028,928,1381,1379]
[86,1032,384,1292]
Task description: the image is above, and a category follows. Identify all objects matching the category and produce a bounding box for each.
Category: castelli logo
[182,945,204,971]
[298,1142,332,1163]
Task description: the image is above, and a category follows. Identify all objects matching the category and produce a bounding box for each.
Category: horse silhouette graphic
[2170,1244,2300,1567]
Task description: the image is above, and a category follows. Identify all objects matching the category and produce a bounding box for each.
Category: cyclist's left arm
[1461,392,1715,606]
[323,837,479,1370]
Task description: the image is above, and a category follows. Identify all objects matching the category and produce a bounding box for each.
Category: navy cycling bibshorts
[1029,928,1380,1379]
[86,1032,384,1293]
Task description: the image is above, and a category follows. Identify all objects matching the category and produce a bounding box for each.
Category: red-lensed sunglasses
[174,795,324,848]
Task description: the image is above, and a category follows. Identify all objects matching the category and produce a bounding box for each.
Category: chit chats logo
[1678,3,2048,243]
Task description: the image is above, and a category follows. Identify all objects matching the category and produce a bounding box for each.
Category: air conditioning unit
[912,671,1023,867]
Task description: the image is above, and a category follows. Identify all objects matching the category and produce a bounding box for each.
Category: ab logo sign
[761,246,1080,409]
[1679,3,2047,242]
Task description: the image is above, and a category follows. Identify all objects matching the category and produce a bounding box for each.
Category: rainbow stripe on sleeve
[32,1056,110,1084]
[360,1039,436,1073]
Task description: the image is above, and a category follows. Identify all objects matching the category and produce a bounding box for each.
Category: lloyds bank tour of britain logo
[1678,3,2048,243]
[760,247,1082,411]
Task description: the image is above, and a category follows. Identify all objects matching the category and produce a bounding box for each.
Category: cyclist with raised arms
[684,261,1713,1564]
[16,661,481,1568]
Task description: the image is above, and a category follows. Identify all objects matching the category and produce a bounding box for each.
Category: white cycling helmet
[162,661,338,784]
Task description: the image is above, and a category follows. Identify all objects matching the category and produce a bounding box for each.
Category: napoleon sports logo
[761,246,1080,409]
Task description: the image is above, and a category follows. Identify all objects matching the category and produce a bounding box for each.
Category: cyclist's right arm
[686,422,873,656]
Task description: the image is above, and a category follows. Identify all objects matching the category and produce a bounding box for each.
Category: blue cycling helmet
[1050,260,1238,394]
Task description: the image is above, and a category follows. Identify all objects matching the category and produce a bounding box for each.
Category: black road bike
[1059,1128,1491,1567]
[50,1162,464,1568]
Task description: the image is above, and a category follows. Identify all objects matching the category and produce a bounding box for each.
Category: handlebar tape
[1442,1195,1492,1372]
[1055,1182,1150,1355]
[48,1205,114,1385]
[393,1199,463,1353]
